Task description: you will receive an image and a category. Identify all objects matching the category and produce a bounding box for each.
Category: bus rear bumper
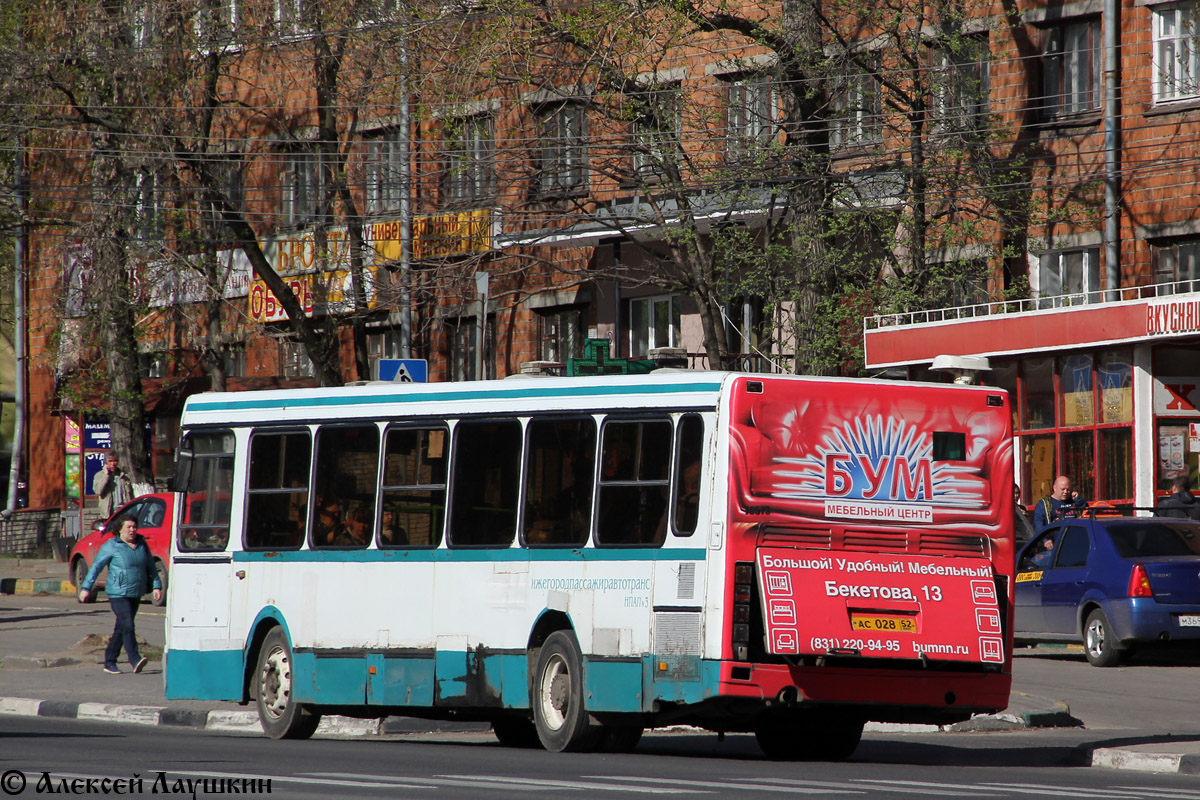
[717,660,1011,725]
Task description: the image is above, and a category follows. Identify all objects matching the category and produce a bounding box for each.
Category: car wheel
[72,559,91,599]
[255,628,321,739]
[152,560,168,606]
[1083,609,1123,667]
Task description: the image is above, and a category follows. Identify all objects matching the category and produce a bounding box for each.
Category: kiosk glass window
[1021,357,1055,429]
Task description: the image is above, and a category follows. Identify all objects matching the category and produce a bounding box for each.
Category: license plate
[850,614,917,633]
[1178,615,1200,627]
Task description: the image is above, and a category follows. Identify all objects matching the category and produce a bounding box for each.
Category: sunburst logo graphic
[759,415,981,507]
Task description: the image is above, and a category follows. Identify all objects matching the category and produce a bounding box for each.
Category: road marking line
[586,775,861,794]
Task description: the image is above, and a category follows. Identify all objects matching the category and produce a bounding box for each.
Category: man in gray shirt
[93,453,132,519]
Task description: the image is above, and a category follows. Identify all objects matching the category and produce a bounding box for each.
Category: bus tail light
[1128,563,1154,598]
[733,561,754,660]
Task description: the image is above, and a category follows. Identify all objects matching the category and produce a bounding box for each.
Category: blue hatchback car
[1014,514,1200,666]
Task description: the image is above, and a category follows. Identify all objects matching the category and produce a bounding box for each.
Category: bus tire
[492,715,542,748]
[255,628,320,740]
[755,712,863,761]
[598,723,644,753]
[532,631,597,752]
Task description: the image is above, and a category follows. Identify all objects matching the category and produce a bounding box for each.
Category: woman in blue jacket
[78,514,163,674]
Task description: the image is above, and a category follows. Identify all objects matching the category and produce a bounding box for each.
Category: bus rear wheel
[255,628,320,740]
[492,715,542,748]
[755,711,863,761]
[532,631,598,752]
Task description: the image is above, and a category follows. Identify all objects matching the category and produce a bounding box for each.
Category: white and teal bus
[164,371,1015,759]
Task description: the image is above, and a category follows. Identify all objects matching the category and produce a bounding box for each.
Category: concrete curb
[0,695,482,738]
[1074,741,1200,775]
[0,577,76,597]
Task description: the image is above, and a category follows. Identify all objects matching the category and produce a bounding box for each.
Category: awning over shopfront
[864,290,1200,369]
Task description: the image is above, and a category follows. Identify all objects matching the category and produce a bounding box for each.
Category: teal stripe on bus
[186,381,724,413]
[232,548,708,564]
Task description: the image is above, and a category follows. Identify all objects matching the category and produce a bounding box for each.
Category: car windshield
[1104,522,1200,558]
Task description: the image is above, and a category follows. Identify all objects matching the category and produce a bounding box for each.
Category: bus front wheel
[255,628,320,740]
[532,631,598,752]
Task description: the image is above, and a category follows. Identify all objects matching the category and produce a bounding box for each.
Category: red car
[68,493,173,606]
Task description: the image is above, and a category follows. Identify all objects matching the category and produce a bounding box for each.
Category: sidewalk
[3,557,1193,771]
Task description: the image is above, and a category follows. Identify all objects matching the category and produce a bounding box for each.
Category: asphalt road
[3,716,1200,799]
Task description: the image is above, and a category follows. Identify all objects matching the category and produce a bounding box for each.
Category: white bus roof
[179,370,1000,428]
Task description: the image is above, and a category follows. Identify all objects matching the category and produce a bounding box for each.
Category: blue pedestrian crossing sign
[373,359,428,383]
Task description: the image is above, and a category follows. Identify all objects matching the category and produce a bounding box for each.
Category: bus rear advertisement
[164,371,1014,759]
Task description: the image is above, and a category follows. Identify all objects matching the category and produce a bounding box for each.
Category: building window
[726,73,777,159]
[221,343,245,377]
[539,306,585,363]
[537,102,588,195]
[276,0,309,36]
[134,171,163,244]
[1153,2,1200,103]
[445,115,494,204]
[367,327,403,361]
[446,316,495,381]
[1038,247,1101,305]
[633,83,681,174]
[139,351,167,379]
[282,147,325,227]
[830,61,883,148]
[1014,350,1132,502]
[1152,239,1200,293]
[931,39,990,135]
[127,1,159,48]
[1042,19,1101,117]
[196,0,242,44]
[366,129,405,215]
[280,339,314,378]
[629,295,681,358]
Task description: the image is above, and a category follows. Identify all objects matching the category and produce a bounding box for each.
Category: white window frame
[221,342,246,377]
[538,306,585,362]
[367,129,405,214]
[280,339,315,378]
[633,83,682,173]
[1152,238,1200,292]
[447,316,495,381]
[726,73,777,158]
[830,62,883,148]
[195,0,241,43]
[931,40,990,134]
[446,115,494,203]
[538,102,588,195]
[1153,2,1200,103]
[276,0,309,36]
[135,171,163,244]
[1042,19,1102,116]
[629,295,682,358]
[283,148,324,227]
[1038,247,1102,305]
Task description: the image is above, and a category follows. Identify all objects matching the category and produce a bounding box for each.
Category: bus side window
[177,431,235,553]
[596,419,671,547]
[380,426,448,548]
[672,414,704,536]
[245,431,310,550]
[310,424,379,549]
[449,420,522,547]
[523,417,596,547]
